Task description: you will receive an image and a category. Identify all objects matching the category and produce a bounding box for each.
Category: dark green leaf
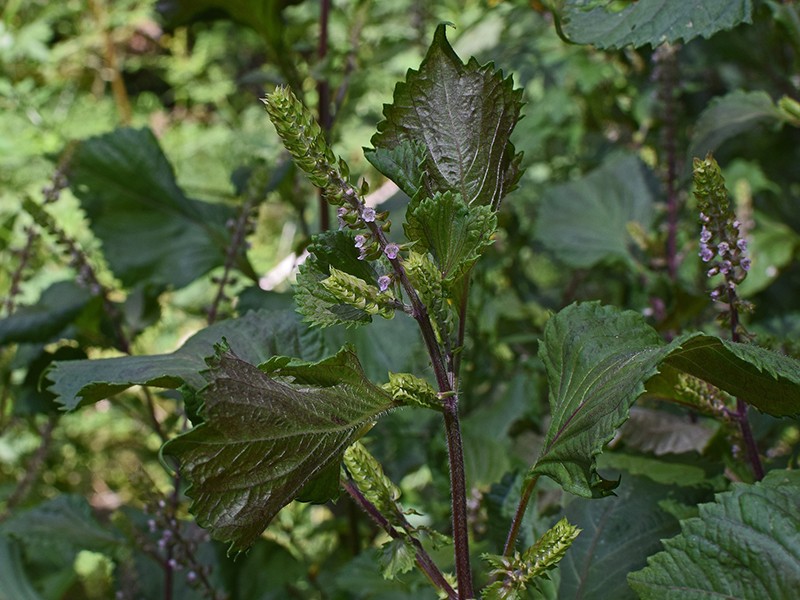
[367,24,523,209]
[557,476,704,600]
[0,539,42,600]
[532,302,680,497]
[364,141,427,200]
[0,495,124,558]
[295,230,380,328]
[0,281,92,345]
[689,90,785,160]
[404,191,496,284]
[628,470,800,599]
[659,334,800,418]
[68,128,244,289]
[534,154,657,269]
[162,344,397,552]
[533,303,800,497]
[561,0,753,49]
[47,309,326,410]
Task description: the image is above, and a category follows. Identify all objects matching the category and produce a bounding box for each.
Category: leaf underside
[162,344,397,553]
[561,0,753,49]
[628,470,800,599]
[366,24,523,209]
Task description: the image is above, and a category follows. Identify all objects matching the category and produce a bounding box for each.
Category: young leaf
[162,344,398,552]
[296,230,383,328]
[628,470,800,599]
[482,517,581,600]
[380,538,416,580]
[561,0,753,49]
[47,309,327,410]
[366,24,523,209]
[532,303,680,497]
[404,191,497,285]
[534,154,656,269]
[67,128,249,289]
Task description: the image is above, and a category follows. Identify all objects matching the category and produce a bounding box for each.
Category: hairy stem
[342,478,457,599]
[726,290,764,480]
[317,0,332,232]
[502,475,538,557]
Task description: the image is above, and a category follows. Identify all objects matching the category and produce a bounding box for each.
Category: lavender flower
[378,275,392,292]
[385,243,400,260]
[362,206,376,223]
[354,234,367,249]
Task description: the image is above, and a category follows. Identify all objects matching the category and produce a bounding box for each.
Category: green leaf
[0,281,92,345]
[689,90,785,160]
[162,344,397,552]
[534,154,657,269]
[658,335,800,418]
[404,191,497,284]
[532,302,680,497]
[628,469,800,599]
[47,309,326,410]
[737,211,800,297]
[532,303,800,497]
[296,230,381,328]
[0,495,124,558]
[67,128,244,289]
[364,141,427,200]
[0,538,43,600]
[561,0,753,49]
[557,476,705,600]
[366,24,523,209]
[380,538,416,580]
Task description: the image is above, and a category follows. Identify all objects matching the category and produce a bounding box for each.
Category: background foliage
[1,0,799,598]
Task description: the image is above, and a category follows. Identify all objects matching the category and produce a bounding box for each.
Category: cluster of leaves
[2,1,800,599]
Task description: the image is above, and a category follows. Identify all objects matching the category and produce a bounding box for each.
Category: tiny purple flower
[707,267,719,277]
[733,220,741,229]
[362,206,376,222]
[719,260,732,275]
[710,289,720,300]
[699,212,710,223]
[736,238,748,252]
[384,243,400,260]
[378,275,392,292]
[699,244,713,262]
[717,241,730,255]
[700,226,712,243]
[354,234,367,249]
[741,257,751,271]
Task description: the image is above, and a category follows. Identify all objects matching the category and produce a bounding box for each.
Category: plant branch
[342,478,457,600]
[317,0,332,232]
[0,416,57,522]
[502,475,538,557]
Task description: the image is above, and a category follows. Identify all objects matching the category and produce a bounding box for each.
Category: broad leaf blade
[561,0,753,49]
[534,154,657,268]
[68,128,243,289]
[0,281,92,345]
[557,475,706,600]
[628,469,800,599]
[532,302,678,497]
[162,345,397,552]
[660,334,800,418]
[0,539,43,600]
[366,24,523,209]
[689,90,785,160]
[47,309,326,410]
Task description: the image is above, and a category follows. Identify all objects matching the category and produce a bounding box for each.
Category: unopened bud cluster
[692,155,751,305]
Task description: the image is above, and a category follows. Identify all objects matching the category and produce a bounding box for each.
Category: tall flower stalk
[693,154,763,480]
